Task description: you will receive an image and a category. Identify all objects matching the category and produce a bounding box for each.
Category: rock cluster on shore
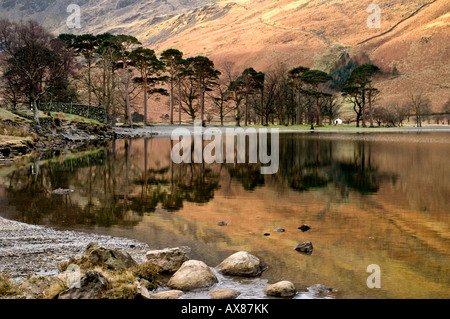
[1,242,317,300]
[0,218,336,300]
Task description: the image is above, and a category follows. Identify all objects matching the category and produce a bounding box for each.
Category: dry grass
[44,278,69,299]
[131,263,160,291]
[101,269,137,299]
[54,257,160,299]
[101,263,160,299]
[0,122,30,138]
[0,275,21,299]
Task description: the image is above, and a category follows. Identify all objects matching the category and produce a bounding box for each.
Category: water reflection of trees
[3,150,135,227]
[278,135,333,191]
[133,139,221,212]
[227,164,265,191]
[332,142,381,195]
[1,135,397,228]
[275,135,395,196]
[2,139,223,227]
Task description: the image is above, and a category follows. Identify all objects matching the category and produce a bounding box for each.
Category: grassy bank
[0,108,112,160]
[0,109,36,159]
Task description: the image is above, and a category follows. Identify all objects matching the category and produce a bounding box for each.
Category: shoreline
[2,123,449,162]
[0,216,149,283]
[113,125,450,139]
[0,217,325,300]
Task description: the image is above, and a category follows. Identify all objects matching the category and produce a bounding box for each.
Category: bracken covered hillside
[150,0,450,110]
[1,0,448,112]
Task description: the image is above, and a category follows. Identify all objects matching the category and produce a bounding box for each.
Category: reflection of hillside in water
[1,135,401,227]
[1,134,449,298]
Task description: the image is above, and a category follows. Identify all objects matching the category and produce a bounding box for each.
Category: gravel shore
[0,217,150,282]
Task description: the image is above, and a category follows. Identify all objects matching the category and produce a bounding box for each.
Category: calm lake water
[0,132,449,299]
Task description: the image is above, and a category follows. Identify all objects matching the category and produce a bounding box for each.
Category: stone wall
[40,103,106,123]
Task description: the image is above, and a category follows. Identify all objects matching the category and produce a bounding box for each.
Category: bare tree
[322,94,342,125]
[0,19,75,127]
[179,73,200,122]
[256,69,279,126]
[442,99,450,125]
[208,80,234,126]
[208,62,239,126]
[407,93,432,127]
[376,103,409,127]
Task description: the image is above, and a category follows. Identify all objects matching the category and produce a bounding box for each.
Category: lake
[0,132,449,299]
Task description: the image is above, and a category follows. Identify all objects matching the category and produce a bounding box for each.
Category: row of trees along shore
[1,19,448,129]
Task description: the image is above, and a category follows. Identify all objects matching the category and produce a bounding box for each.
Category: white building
[334,119,343,125]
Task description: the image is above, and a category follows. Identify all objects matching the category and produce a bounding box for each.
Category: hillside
[149,0,449,111]
[0,0,214,36]
[1,0,449,116]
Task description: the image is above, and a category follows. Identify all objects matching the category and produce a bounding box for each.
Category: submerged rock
[217,222,229,226]
[298,225,312,232]
[216,251,268,277]
[149,290,184,299]
[167,260,218,291]
[52,188,74,195]
[265,281,297,298]
[307,284,336,294]
[294,242,314,255]
[209,289,241,300]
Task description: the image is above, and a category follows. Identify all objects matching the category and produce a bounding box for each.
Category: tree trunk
[125,75,133,127]
[102,63,107,113]
[200,84,205,126]
[144,77,148,126]
[315,96,320,126]
[111,67,116,119]
[361,88,366,127]
[297,92,302,125]
[260,87,264,125]
[245,93,249,126]
[88,59,92,106]
[368,90,374,127]
[235,100,241,127]
[33,98,40,127]
[170,79,174,125]
[314,84,322,126]
[178,81,182,125]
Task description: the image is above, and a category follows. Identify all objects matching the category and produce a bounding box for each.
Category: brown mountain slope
[1,0,448,117]
[149,0,449,111]
[0,0,215,36]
